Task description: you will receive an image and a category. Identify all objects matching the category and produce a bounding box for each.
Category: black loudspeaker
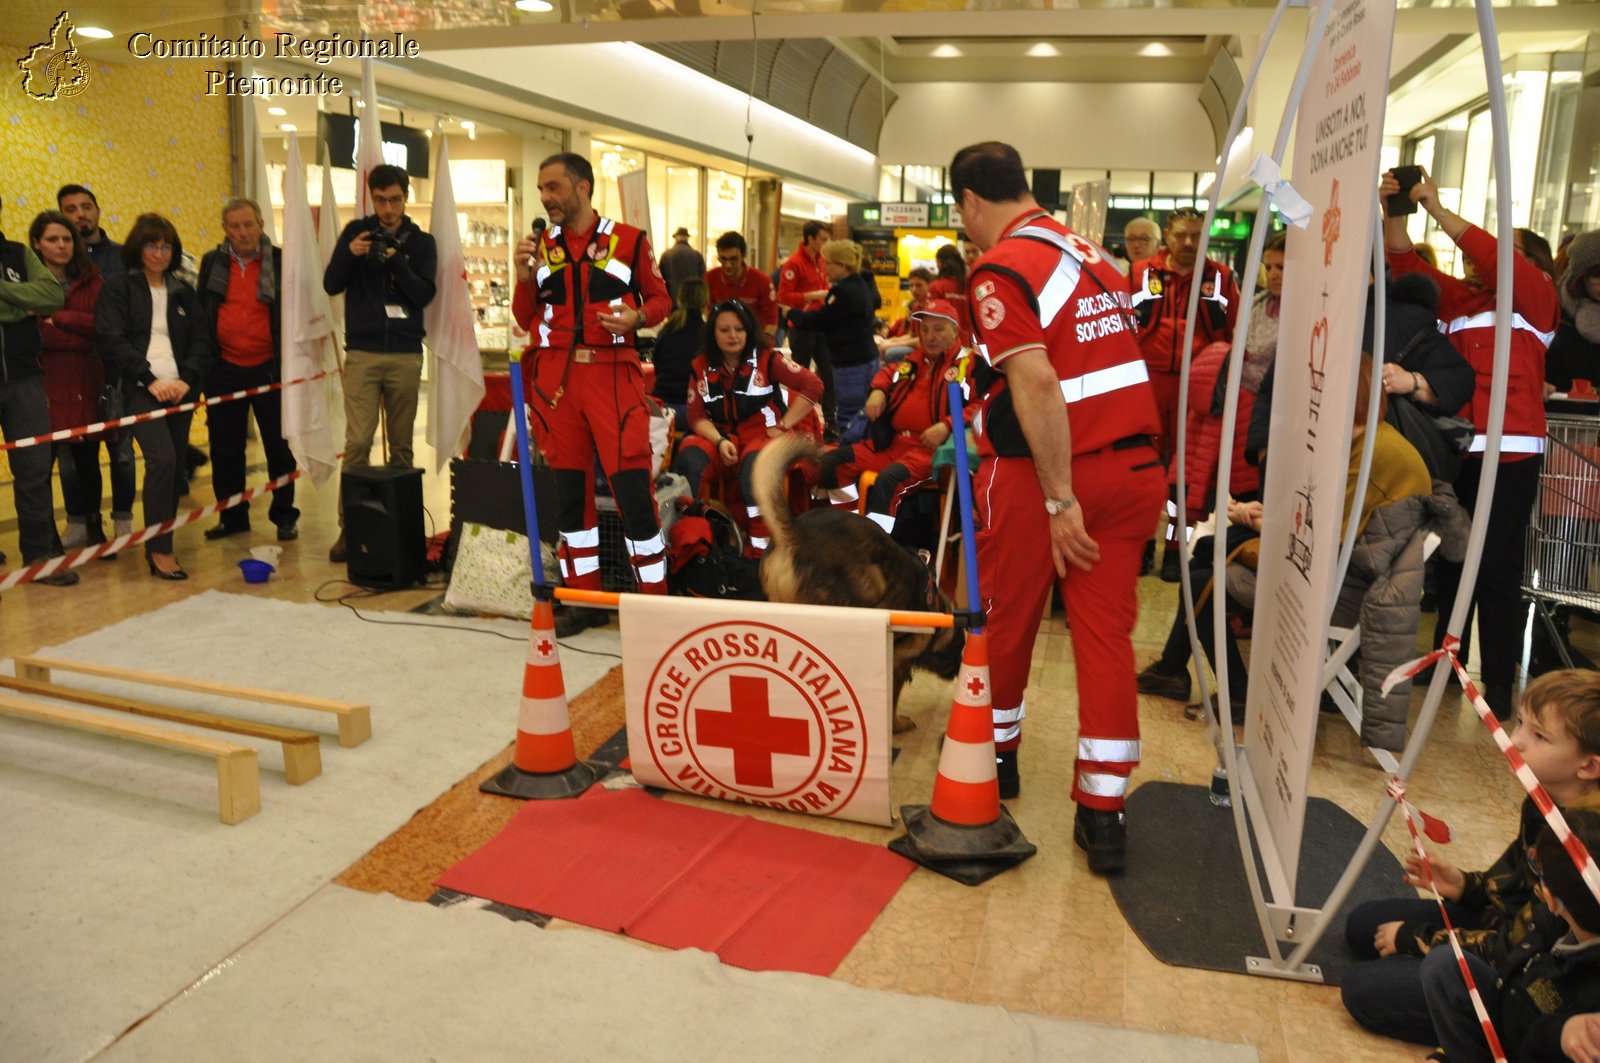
[343,466,425,590]
[1031,169,1062,212]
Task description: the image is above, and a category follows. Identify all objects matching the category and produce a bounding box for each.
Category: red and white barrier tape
[1386,776,1509,1063]
[1382,636,1600,906]
[0,468,302,592]
[0,369,338,452]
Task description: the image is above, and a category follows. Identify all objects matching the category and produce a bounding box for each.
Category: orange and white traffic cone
[888,630,1036,884]
[480,597,598,800]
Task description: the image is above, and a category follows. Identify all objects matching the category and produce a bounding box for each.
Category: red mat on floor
[436,787,914,975]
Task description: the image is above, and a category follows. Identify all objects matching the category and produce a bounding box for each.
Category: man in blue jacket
[322,164,437,562]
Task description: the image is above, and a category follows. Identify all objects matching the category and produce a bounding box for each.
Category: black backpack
[667,501,765,601]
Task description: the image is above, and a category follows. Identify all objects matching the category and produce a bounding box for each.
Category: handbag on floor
[443,522,537,620]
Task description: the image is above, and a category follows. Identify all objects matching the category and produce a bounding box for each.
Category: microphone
[527,217,546,271]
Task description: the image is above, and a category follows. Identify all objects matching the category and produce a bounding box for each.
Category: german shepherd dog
[752,433,965,732]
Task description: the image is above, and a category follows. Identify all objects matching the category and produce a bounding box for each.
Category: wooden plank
[0,675,322,785]
[0,693,261,825]
[16,656,371,748]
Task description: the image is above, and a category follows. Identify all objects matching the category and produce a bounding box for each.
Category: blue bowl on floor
[238,559,275,584]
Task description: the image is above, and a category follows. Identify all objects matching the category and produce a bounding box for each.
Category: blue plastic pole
[507,359,548,588]
[946,381,982,628]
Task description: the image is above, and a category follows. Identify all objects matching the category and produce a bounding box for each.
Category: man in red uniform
[777,220,831,368]
[953,141,1166,875]
[1382,166,1558,720]
[816,298,970,534]
[705,231,778,344]
[1128,207,1239,581]
[512,152,672,635]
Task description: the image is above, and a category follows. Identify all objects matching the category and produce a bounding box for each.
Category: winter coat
[38,266,104,431]
[95,269,213,392]
[791,271,880,368]
[1177,340,1258,522]
[1330,482,1469,752]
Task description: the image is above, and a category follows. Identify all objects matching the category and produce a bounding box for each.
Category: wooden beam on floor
[14,656,372,748]
[0,692,261,824]
[0,675,322,784]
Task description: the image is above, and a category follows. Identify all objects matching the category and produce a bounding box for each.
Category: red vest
[968,214,1161,458]
[515,216,668,351]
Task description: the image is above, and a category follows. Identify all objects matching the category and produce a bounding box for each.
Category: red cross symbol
[536,637,554,656]
[966,673,986,699]
[695,674,810,788]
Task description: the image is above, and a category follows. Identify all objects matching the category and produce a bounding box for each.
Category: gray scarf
[207,237,277,306]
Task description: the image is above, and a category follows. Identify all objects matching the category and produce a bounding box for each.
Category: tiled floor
[0,423,1576,1063]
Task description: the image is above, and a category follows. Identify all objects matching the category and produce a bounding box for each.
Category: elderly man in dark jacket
[0,194,71,583]
[197,197,299,542]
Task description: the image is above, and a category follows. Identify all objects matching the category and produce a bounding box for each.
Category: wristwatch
[1044,496,1076,516]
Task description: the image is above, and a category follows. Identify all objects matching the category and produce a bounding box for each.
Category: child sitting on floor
[1340,670,1600,1052]
[1420,810,1600,1062]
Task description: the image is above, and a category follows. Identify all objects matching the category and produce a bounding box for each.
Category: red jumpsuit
[677,347,824,557]
[969,211,1166,812]
[1128,249,1239,555]
[819,343,972,533]
[776,247,828,320]
[705,267,780,336]
[512,214,672,593]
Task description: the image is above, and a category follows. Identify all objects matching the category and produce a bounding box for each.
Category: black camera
[365,226,393,267]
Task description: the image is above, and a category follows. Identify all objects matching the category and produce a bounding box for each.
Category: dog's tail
[751,432,820,559]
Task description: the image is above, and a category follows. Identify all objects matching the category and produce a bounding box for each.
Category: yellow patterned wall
[0,52,232,252]
[0,49,230,483]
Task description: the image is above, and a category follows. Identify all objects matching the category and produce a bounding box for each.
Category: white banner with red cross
[621,596,894,826]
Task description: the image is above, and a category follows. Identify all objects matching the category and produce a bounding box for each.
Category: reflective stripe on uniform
[1059,360,1149,404]
[634,559,667,583]
[1467,434,1545,454]
[561,527,600,549]
[749,535,770,549]
[1445,311,1556,347]
[563,554,600,577]
[1078,737,1141,764]
[992,701,1026,725]
[625,531,666,556]
[993,722,1021,744]
[867,511,895,533]
[601,257,633,286]
[1076,770,1129,798]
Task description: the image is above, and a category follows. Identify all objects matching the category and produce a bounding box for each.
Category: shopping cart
[1523,412,1600,668]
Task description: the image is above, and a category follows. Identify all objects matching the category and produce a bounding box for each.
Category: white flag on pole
[280,135,342,487]
[247,105,278,243]
[318,144,344,356]
[355,58,384,219]
[425,138,486,471]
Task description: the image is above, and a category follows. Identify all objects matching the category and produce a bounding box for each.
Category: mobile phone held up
[1387,166,1423,217]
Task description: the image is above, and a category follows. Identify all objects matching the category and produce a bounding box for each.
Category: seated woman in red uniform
[816,298,970,535]
[673,299,823,558]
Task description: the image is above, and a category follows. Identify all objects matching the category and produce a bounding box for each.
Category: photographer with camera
[1382,165,1559,720]
[322,163,437,563]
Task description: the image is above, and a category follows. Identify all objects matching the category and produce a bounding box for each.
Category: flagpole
[508,359,548,592]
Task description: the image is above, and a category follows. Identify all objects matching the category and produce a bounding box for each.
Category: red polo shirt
[217,255,273,367]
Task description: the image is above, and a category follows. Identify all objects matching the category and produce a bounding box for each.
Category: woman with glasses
[788,240,880,444]
[95,213,213,580]
[674,299,822,558]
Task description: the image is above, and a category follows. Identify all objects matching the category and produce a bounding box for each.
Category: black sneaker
[1136,662,1191,701]
[1074,804,1127,875]
[554,606,609,639]
[1159,551,1182,583]
[35,568,80,587]
[276,522,299,542]
[996,749,1019,799]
